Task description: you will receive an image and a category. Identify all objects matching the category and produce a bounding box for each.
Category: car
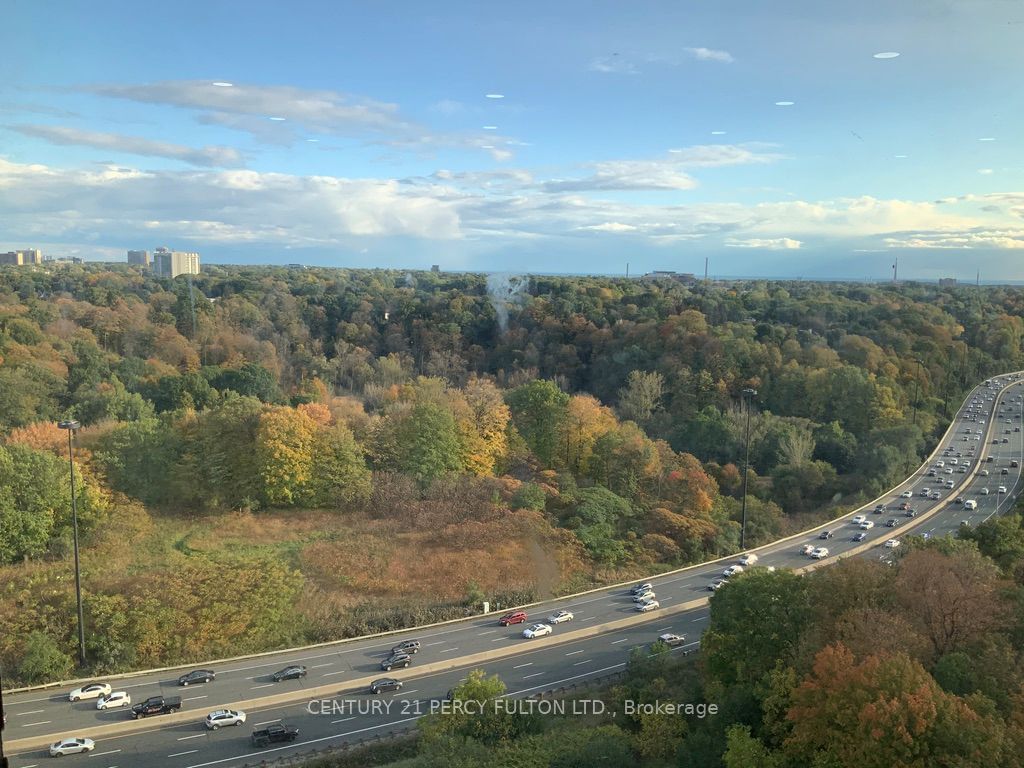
[629,582,653,596]
[178,669,215,686]
[708,579,726,591]
[636,599,660,612]
[918,488,931,497]
[272,665,307,682]
[853,532,867,542]
[370,678,403,694]
[960,520,971,527]
[981,469,990,476]
[1014,460,1020,468]
[946,468,955,474]
[929,491,941,499]
[899,501,911,510]
[981,488,991,495]
[886,539,901,548]
[811,547,829,559]
[819,530,833,540]
[1003,438,1010,443]
[499,611,528,626]
[905,509,917,517]
[68,682,111,702]
[852,515,867,525]
[722,565,744,577]
[886,518,899,527]
[523,623,553,639]
[874,504,886,512]
[96,691,131,710]
[859,520,874,529]
[547,610,574,624]
[205,709,246,730]
[49,738,95,757]
[1002,468,1010,475]
[738,553,759,566]
[391,640,422,655]
[954,496,964,504]
[381,652,412,671]
[900,490,913,498]
[656,633,686,647]
[945,480,956,488]
[987,456,995,463]
[633,589,657,602]
[801,544,815,555]
[1016,427,1021,432]
[999,486,1008,494]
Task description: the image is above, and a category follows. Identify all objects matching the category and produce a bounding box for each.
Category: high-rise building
[128,250,151,267]
[152,247,200,278]
[0,249,43,266]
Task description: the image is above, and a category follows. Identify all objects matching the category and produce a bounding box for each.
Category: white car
[886,539,901,548]
[811,547,829,559]
[96,691,131,710]
[50,738,95,757]
[547,610,574,624]
[656,633,686,647]
[636,599,660,612]
[632,589,656,602]
[523,623,553,639]
[999,486,1008,494]
[900,490,913,498]
[68,682,111,702]
[206,709,246,729]
[738,553,759,566]
[629,582,653,596]
[859,520,874,530]
[801,544,815,555]
[852,515,866,525]
[722,565,744,577]
[981,469,990,476]
[981,488,990,495]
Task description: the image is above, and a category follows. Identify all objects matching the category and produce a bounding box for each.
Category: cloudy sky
[2,0,1023,279]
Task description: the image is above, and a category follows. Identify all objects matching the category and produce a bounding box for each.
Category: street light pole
[58,420,86,667]
[912,359,924,426]
[739,388,757,551]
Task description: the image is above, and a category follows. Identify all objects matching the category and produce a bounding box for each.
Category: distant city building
[0,249,42,266]
[642,270,696,285]
[431,264,440,273]
[128,249,151,268]
[152,247,200,278]
[286,263,306,269]
[938,277,957,287]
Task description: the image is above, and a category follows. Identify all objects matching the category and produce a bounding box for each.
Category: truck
[252,723,299,747]
[130,695,182,719]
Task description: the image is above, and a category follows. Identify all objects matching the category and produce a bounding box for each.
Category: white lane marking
[183,695,207,701]
[692,615,707,622]
[656,626,672,631]
[250,684,274,690]
[573,659,593,666]
[423,641,445,647]
[439,647,458,653]
[16,709,44,715]
[322,671,345,677]
[253,719,281,726]
[178,734,205,741]
[396,689,417,696]
[477,630,497,636]
[610,638,627,645]
[491,637,509,643]
[523,672,545,679]
[512,663,533,669]
[91,750,121,757]
[168,751,198,758]
[579,616,596,621]
[331,716,356,724]
[310,663,334,669]
[21,720,51,727]
[565,650,584,656]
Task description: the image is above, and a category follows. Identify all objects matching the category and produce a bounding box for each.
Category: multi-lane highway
[4,373,1023,767]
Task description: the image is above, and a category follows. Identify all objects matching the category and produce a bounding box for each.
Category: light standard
[1,667,9,768]
[739,388,757,551]
[57,420,86,667]
[912,358,925,426]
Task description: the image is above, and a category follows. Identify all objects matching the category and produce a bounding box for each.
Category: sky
[2,0,1023,280]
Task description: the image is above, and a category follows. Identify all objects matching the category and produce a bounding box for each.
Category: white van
[963,500,978,510]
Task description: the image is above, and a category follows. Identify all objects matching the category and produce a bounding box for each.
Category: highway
[3,373,1022,767]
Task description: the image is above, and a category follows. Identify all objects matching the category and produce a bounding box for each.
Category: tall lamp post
[57,420,86,667]
[739,388,757,551]
[912,358,925,426]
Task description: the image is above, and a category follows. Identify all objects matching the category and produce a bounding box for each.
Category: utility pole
[704,257,709,282]
[57,420,86,667]
[739,388,757,550]
[912,359,924,426]
[892,256,898,282]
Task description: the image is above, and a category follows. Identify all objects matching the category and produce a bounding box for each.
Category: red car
[498,611,528,626]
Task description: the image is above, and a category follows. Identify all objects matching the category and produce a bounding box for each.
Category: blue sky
[2,0,1023,279]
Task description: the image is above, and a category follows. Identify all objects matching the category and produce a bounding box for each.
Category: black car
[905,509,917,518]
[381,653,412,672]
[1002,468,1010,475]
[178,669,215,686]
[819,531,833,540]
[370,677,402,694]
[391,640,422,655]
[886,518,899,528]
[852,532,867,542]
[272,665,307,682]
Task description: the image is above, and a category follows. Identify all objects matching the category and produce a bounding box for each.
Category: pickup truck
[130,695,182,719]
[252,723,299,747]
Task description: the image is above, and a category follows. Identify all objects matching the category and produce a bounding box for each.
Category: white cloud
[589,56,639,74]
[9,124,244,168]
[978,168,994,175]
[725,237,802,249]
[576,222,638,232]
[884,230,1024,249]
[544,161,699,191]
[684,47,734,63]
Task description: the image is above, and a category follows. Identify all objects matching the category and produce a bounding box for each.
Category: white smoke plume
[486,273,529,333]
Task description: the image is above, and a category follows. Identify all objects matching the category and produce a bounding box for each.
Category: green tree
[254,406,318,506]
[723,725,781,768]
[307,422,372,507]
[617,369,665,426]
[506,379,569,467]
[17,631,75,683]
[395,402,465,485]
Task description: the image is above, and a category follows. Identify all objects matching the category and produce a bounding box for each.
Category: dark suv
[381,652,412,672]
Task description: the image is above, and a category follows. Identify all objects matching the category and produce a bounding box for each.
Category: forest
[0,262,1022,684]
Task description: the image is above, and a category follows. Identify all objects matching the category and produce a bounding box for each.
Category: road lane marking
[183,696,207,701]
[477,630,497,636]
[16,709,44,715]
[440,647,458,653]
[610,638,627,644]
[491,637,509,642]
[21,720,50,727]
[396,689,417,696]
[565,650,584,656]
[91,750,121,757]
[178,734,205,741]
[656,626,672,631]
[168,751,198,758]
[250,684,274,690]
[331,716,356,724]
[423,641,445,647]
[573,659,593,666]
[253,719,281,726]
[310,663,334,669]
[512,663,533,669]
[322,671,345,677]
[523,672,544,679]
